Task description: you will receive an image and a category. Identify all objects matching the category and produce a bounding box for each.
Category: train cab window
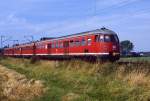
[87,38,92,45]
[115,35,119,43]
[100,35,104,42]
[111,35,119,43]
[81,38,86,46]
[104,35,111,42]
[95,35,104,42]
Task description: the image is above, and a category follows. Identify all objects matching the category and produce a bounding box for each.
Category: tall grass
[0,57,150,101]
[0,58,46,101]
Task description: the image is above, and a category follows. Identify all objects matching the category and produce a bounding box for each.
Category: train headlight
[112,52,120,56]
[112,45,116,50]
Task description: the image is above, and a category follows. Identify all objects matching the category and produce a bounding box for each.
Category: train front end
[105,34,120,61]
[95,29,120,61]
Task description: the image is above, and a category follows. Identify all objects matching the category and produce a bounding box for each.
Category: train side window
[58,42,60,48]
[58,43,60,48]
[60,42,63,48]
[55,43,57,48]
[56,42,59,48]
[70,40,74,47]
[75,40,80,46]
[54,43,56,48]
[87,38,91,45]
[52,42,55,48]
[95,35,99,42]
[81,38,86,46]
[79,40,81,46]
[51,44,53,48]
[75,40,78,46]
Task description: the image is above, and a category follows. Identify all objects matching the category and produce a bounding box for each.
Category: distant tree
[120,40,134,54]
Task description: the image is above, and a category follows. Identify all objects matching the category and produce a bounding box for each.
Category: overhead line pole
[0,36,13,48]
[1,35,4,48]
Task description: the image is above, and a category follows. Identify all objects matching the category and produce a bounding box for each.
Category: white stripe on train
[5,53,110,56]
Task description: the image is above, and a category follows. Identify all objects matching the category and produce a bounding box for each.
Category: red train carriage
[3,28,120,61]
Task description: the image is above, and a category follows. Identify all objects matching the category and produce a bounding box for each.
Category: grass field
[0,57,150,101]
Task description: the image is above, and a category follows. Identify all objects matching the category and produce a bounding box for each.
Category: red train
[3,28,120,61]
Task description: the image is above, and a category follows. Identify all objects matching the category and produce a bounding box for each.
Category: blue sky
[0,0,150,51]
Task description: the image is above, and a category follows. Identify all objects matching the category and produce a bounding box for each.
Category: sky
[0,0,150,51]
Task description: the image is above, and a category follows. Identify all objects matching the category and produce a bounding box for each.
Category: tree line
[120,40,135,56]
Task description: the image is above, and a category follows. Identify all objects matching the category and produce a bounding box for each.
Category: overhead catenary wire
[24,35,34,43]
[0,35,12,48]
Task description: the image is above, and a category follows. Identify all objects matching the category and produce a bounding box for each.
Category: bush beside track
[0,57,150,101]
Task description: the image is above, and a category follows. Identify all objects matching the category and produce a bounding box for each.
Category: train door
[47,44,51,55]
[33,43,36,55]
[12,48,14,56]
[20,47,22,56]
[63,41,69,55]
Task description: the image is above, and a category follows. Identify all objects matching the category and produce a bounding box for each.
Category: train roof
[58,27,117,38]
[40,27,117,42]
[4,28,117,49]
[19,28,117,44]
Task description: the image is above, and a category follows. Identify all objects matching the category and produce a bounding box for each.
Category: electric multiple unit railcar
[3,28,120,61]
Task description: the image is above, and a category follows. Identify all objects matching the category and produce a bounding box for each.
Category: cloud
[0,14,38,36]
